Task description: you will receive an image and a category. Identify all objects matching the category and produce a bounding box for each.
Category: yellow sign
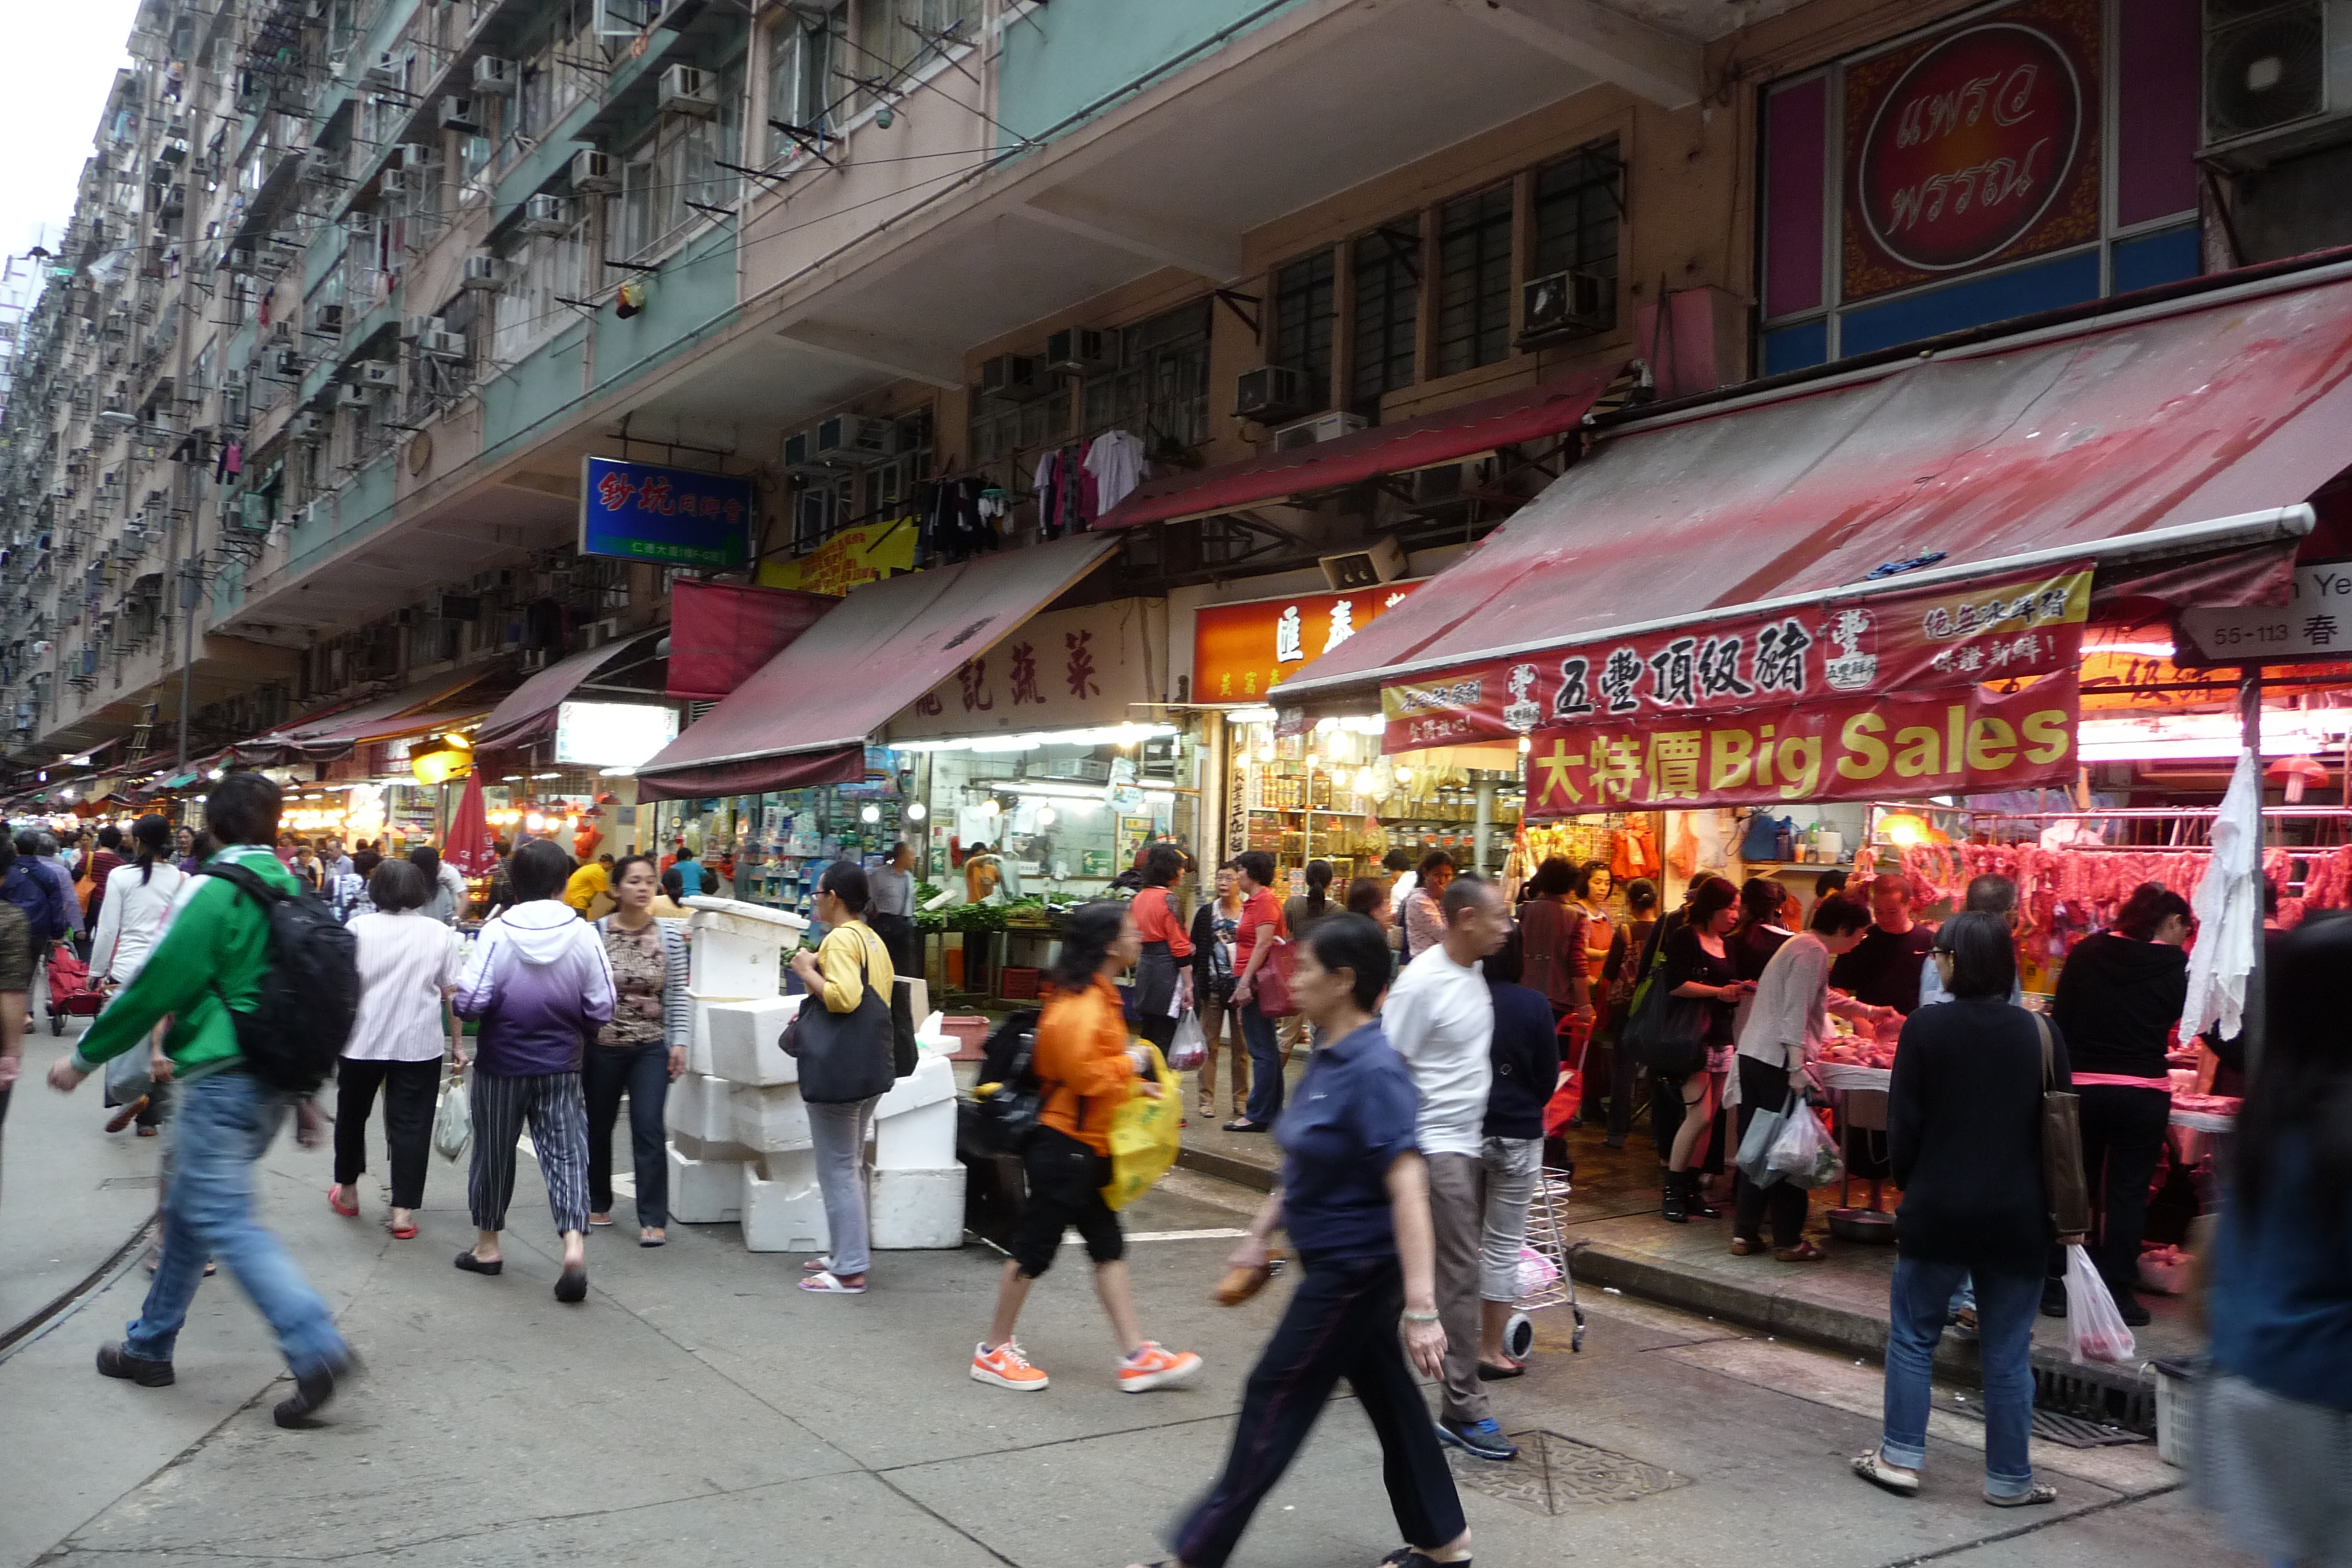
[758,518,919,595]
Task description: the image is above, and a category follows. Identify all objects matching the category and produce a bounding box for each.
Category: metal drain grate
[1447,1431,1689,1515]
[1935,1393,2151,1448]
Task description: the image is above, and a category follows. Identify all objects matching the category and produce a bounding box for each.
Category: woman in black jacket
[1857,912,2072,1507]
[1475,935,1561,1377]
[2047,881,2188,1326]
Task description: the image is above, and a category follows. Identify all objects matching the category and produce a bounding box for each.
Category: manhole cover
[1447,1431,1688,1514]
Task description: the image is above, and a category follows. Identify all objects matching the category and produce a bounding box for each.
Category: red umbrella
[444,767,499,877]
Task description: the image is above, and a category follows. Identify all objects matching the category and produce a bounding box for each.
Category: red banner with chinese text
[1522,671,2079,817]
[1383,563,2090,752]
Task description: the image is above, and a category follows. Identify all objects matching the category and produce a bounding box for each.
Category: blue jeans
[1881,1257,2037,1496]
[1240,1000,1283,1125]
[126,1070,346,1377]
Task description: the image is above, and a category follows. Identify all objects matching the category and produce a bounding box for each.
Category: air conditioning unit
[460,254,506,290]
[571,149,620,194]
[357,361,400,387]
[979,353,1046,402]
[2203,0,2352,166]
[422,328,467,360]
[1272,411,1366,451]
[345,211,378,242]
[1045,326,1114,375]
[781,428,826,472]
[273,348,304,377]
[659,64,717,117]
[401,313,443,342]
[1318,535,1407,591]
[814,413,893,465]
[398,142,436,170]
[472,55,518,95]
[364,49,407,87]
[440,95,481,134]
[1520,268,1612,343]
[339,381,376,405]
[268,320,293,346]
[1235,364,1316,424]
[315,303,346,335]
[428,591,484,620]
[519,193,571,235]
[292,410,328,438]
[380,167,408,197]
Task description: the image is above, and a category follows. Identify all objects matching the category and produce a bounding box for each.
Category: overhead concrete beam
[772,321,965,389]
[1013,187,1245,283]
[1457,0,1702,109]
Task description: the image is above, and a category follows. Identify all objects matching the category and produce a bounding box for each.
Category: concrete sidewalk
[1177,1088,2198,1420]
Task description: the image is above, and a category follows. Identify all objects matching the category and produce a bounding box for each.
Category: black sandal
[454,1251,503,1276]
[554,1265,588,1303]
[1477,1359,1525,1380]
[1381,1550,1471,1568]
[1222,1118,1268,1134]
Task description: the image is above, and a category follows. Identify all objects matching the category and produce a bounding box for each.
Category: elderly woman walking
[331,857,464,1240]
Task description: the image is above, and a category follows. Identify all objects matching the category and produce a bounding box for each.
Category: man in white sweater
[1383,872,1514,1460]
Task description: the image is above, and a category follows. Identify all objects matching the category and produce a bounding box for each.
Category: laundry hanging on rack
[918,477,995,564]
[1084,428,1148,514]
[1032,445,1100,539]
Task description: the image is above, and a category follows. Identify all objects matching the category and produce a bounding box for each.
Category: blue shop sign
[580,456,756,567]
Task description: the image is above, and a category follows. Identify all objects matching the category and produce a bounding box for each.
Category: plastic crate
[2152,1357,2200,1470]
[1000,967,1041,1001]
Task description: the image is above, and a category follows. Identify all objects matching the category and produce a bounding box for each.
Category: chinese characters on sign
[1192,583,1422,703]
[756,518,918,595]
[887,599,1152,742]
[2175,560,2352,667]
[581,456,756,568]
[1381,564,2090,750]
[1524,675,2079,816]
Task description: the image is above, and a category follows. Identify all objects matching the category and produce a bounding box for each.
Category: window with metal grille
[1081,299,1211,450]
[1350,219,1421,411]
[1269,248,1335,411]
[768,3,846,157]
[1435,185,1514,376]
[1530,140,1622,329]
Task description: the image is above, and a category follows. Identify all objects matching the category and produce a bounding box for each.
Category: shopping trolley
[1501,1165,1587,1360]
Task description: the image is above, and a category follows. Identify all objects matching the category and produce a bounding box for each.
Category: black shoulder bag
[781,926,898,1104]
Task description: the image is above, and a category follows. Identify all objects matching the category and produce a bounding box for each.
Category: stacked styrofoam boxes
[667,897,803,1224]
[871,1051,965,1248]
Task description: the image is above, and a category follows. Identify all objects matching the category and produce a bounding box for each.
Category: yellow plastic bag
[1101,1043,1182,1212]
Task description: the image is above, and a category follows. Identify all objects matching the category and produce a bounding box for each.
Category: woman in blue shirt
[1144,912,1470,1568]
[2198,914,2352,1567]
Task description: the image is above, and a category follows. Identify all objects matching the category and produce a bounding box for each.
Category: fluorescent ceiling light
[2077,710,2352,762]
[1223,707,1279,725]
[895,723,1177,754]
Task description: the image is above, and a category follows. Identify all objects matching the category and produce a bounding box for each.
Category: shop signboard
[579,457,756,567]
[1841,0,2101,305]
[1523,672,2080,817]
[887,599,1153,742]
[1383,563,2091,750]
[1193,581,1420,704]
[2175,559,2352,667]
[553,701,679,767]
[756,518,920,595]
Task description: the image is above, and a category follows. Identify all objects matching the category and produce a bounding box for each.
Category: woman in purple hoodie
[452,838,616,1303]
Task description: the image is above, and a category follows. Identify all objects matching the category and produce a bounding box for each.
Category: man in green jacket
[48,772,354,1427]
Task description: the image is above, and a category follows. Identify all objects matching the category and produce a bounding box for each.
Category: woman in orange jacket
[971,901,1203,1396]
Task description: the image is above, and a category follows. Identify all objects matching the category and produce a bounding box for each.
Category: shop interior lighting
[859,805,881,824]
[981,777,1175,803]
[1393,766,1414,785]
[599,767,636,778]
[206,768,224,781]
[894,722,1177,754]
[1223,707,1279,726]
[904,802,927,821]
[2077,709,2352,762]
[1035,806,1056,826]
[979,799,1001,816]
[1878,811,1933,848]
[1255,743,1277,763]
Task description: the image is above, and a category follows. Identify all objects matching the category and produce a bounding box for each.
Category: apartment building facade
[0,0,2331,789]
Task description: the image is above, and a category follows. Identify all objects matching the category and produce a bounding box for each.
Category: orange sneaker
[971,1340,1050,1391]
[1118,1342,1203,1393]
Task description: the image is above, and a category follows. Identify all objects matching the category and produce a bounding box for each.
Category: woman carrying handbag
[785,861,899,1297]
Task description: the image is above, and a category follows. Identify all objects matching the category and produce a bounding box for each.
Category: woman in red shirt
[1129,844,1193,1052]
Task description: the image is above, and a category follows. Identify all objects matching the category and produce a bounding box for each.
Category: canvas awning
[635,535,1120,801]
[1091,370,1617,530]
[473,629,667,754]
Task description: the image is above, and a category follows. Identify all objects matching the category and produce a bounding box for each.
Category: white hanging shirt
[1085,429,1150,513]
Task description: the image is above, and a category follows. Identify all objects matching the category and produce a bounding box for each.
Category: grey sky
[0,1,142,302]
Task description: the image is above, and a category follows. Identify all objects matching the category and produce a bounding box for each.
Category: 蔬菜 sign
[1382,563,2092,752]
[2175,560,2352,667]
[580,456,756,568]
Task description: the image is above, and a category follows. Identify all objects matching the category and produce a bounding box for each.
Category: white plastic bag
[1512,1244,1561,1298]
[1764,1104,1844,1188]
[1736,1104,1789,1188]
[2062,1243,2137,1364]
[1165,1008,1206,1073]
[432,1072,472,1162]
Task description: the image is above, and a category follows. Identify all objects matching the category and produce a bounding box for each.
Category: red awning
[1277,262,2352,707]
[665,579,836,701]
[473,630,665,754]
[289,705,488,753]
[1092,370,1618,530]
[246,671,492,759]
[634,534,1120,801]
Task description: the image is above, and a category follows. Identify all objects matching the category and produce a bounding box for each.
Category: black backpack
[971,1006,1043,1152]
[198,861,362,1093]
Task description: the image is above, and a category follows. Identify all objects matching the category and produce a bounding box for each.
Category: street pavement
[0,1057,2244,1568]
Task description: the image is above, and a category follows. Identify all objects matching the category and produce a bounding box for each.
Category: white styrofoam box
[671,1131,756,1163]
[707,996,804,1086]
[662,1072,736,1143]
[730,1082,814,1155]
[874,1052,956,1118]
[874,1096,955,1171]
[687,904,797,997]
[896,975,929,1028]
[741,1160,829,1253]
[870,1164,965,1250]
[667,1144,744,1224]
[687,989,759,1075]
